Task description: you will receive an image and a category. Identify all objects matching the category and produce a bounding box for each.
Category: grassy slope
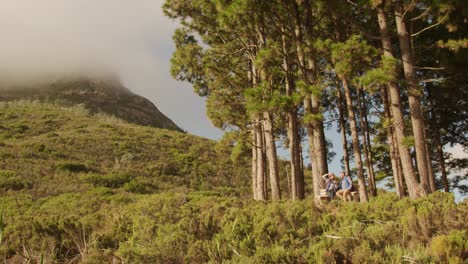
[0,101,249,197]
[0,78,183,131]
[0,101,466,263]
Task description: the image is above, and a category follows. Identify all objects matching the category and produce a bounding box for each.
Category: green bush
[429,230,468,263]
[84,173,133,188]
[56,162,89,173]
[123,178,158,194]
[0,170,32,190]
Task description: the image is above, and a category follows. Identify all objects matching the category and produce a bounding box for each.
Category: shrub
[429,230,468,263]
[84,173,134,188]
[123,178,158,194]
[0,170,32,190]
[56,162,89,173]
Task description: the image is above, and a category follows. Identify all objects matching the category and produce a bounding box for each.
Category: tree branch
[411,19,445,37]
[401,0,416,20]
[416,66,445,70]
[410,9,430,21]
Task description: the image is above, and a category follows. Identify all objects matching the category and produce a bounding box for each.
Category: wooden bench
[317,189,330,204]
[316,189,359,203]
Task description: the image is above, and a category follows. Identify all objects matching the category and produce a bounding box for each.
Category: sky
[0,0,465,181]
[0,0,345,172]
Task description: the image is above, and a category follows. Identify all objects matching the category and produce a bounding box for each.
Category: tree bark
[263,111,281,200]
[423,127,437,192]
[255,115,266,201]
[427,85,448,192]
[251,130,258,200]
[340,77,368,202]
[293,0,326,202]
[282,28,304,200]
[382,85,406,198]
[393,0,431,193]
[434,128,449,192]
[358,89,377,196]
[311,91,329,184]
[394,132,406,196]
[425,90,438,192]
[362,94,377,195]
[249,65,258,200]
[377,3,426,198]
[337,83,351,176]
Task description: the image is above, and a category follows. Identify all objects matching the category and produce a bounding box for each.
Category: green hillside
[0,102,466,263]
[0,101,249,197]
[0,78,182,131]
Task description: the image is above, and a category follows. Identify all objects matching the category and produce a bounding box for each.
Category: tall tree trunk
[249,66,258,200]
[358,89,377,196]
[282,28,304,200]
[263,111,281,200]
[427,84,448,192]
[262,127,268,198]
[382,85,405,198]
[311,91,329,182]
[251,130,258,200]
[362,93,377,195]
[255,115,266,201]
[434,128,449,192]
[377,3,426,198]
[393,0,431,193]
[304,0,328,195]
[293,0,326,202]
[425,89,438,192]
[423,127,436,192]
[340,77,368,202]
[337,83,351,176]
[394,132,406,196]
[287,110,303,200]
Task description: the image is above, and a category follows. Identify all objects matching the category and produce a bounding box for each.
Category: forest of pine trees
[165,0,467,202]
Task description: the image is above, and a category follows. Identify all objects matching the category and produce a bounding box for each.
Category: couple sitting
[322,171,355,201]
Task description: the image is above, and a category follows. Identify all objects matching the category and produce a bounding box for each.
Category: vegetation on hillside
[0,101,249,196]
[0,102,466,263]
[0,77,182,131]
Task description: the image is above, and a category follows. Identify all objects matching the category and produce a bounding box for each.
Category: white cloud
[0,0,223,138]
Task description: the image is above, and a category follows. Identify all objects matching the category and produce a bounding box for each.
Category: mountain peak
[0,76,182,131]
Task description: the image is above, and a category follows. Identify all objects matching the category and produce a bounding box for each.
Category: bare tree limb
[416,66,445,70]
[410,9,430,21]
[411,19,445,37]
[401,0,416,20]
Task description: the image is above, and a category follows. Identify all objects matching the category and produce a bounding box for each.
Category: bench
[316,189,330,204]
[316,189,360,203]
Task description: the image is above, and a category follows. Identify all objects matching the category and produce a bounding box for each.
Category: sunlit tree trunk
[393,0,431,193]
[382,85,405,198]
[340,77,368,202]
[263,110,281,200]
[377,3,426,198]
[282,29,303,200]
[363,93,377,195]
[358,89,376,196]
[337,83,351,176]
[254,115,266,201]
[251,130,258,200]
[423,127,437,192]
[434,129,449,192]
[293,0,326,202]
